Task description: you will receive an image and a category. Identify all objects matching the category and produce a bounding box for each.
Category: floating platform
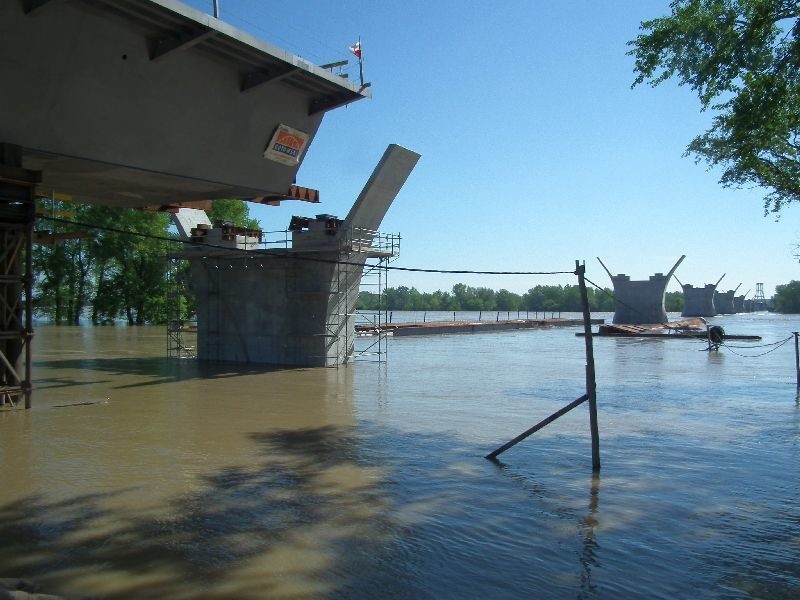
[576,319,762,341]
[357,318,603,337]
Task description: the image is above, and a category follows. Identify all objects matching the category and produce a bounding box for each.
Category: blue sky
[185,0,799,297]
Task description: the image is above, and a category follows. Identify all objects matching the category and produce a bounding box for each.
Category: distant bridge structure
[714,283,741,315]
[597,256,685,325]
[677,274,725,318]
[0,0,407,407]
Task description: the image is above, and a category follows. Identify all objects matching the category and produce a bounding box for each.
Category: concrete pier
[681,285,717,317]
[714,284,741,315]
[680,275,725,317]
[597,256,685,325]
[176,145,420,366]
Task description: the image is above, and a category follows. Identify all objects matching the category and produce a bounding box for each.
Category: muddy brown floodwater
[1,315,800,598]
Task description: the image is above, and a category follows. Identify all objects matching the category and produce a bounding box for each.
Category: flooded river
[1,313,800,598]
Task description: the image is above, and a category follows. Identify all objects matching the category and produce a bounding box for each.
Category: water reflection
[578,474,600,600]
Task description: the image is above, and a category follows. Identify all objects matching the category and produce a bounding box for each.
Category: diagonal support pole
[485,393,589,460]
[484,260,601,470]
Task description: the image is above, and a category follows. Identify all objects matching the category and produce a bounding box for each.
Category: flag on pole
[349,40,362,60]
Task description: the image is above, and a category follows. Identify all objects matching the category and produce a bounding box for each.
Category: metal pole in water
[794,332,799,389]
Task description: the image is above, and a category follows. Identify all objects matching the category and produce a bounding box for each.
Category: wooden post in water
[484,262,601,467]
[577,260,600,471]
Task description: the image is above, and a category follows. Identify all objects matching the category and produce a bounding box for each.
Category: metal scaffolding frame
[0,154,39,409]
[168,225,397,366]
[351,256,391,363]
[166,257,196,359]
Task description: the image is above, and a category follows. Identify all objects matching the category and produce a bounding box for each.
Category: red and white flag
[349,40,362,60]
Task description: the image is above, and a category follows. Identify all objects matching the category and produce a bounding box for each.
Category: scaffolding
[166,225,397,366]
[334,227,396,365]
[351,257,390,362]
[289,225,397,366]
[166,257,196,358]
[752,282,767,312]
[0,154,37,408]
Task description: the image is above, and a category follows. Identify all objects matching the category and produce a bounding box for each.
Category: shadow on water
[33,357,308,391]
[0,418,624,599]
[0,424,395,598]
[3,421,800,598]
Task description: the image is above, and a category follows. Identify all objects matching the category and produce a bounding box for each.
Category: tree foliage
[208,199,259,229]
[359,284,618,312]
[629,0,800,215]
[33,199,261,325]
[35,202,172,324]
[773,280,800,311]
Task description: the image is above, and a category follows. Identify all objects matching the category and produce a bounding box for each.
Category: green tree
[496,289,523,311]
[629,0,800,215]
[33,200,95,324]
[665,290,685,312]
[81,206,172,325]
[774,280,800,312]
[208,199,260,229]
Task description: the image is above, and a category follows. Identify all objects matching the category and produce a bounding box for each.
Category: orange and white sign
[263,124,309,166]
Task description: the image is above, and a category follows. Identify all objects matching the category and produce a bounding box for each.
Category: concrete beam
[172,207,212,239]
[343,144,421,233]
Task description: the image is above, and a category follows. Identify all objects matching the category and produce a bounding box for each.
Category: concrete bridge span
[1,0,369,208]
[0,0,382,404]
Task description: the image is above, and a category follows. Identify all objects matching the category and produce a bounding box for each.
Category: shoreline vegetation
[358,284,686,314]
[35,203,796,325]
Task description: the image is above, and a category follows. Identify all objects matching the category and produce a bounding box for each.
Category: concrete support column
[714,290,736,314]
[597,256,684,325]
[681,284,717,317]
[179,144,420,367]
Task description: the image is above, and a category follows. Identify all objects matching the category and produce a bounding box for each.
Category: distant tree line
[33,199,257,325]
[359,285,686,313]
[773,282,800,313]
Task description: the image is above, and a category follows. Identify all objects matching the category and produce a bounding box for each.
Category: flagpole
[358,36,363,87]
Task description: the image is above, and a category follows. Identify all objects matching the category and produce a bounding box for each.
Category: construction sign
[263,124,309,166]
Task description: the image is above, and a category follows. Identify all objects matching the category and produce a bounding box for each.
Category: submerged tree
[33,200,95,324]
[629,0,800,215]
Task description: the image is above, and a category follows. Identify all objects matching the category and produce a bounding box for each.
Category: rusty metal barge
[576,319,761,341]
[357,317,603,337]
